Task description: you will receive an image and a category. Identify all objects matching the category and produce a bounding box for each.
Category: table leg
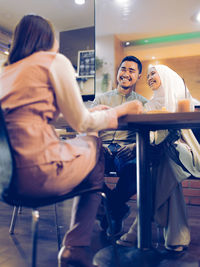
[136,130,152,249]
[93,129,163,266]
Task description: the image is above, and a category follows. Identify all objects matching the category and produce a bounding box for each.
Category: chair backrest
[0,102,14,200]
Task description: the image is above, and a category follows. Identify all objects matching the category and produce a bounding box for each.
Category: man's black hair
[119,55,142,74]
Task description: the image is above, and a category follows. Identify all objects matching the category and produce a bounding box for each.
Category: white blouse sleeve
[49,53,118,132]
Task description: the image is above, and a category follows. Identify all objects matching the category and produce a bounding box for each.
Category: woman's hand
[89,105,110,112]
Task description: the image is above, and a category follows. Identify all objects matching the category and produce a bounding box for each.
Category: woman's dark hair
[5,14,55,65]
[119,55,142,74]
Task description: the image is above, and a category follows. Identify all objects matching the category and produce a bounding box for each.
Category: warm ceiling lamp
[75,0,85,5]
[196,11,200,22]
[191,10,200,23]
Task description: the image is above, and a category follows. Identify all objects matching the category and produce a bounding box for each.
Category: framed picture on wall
[77,50,95,78]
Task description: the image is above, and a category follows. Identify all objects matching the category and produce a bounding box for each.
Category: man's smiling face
[117,61,141,93]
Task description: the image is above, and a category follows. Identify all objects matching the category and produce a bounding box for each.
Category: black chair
[0,103,114,267]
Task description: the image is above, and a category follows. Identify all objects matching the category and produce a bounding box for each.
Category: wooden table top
[120,111,200,130]
[52,111,200,131]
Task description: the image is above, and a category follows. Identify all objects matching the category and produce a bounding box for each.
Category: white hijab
[144,64,199,112]
[144,65,200,177]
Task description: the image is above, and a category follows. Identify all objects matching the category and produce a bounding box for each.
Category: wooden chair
[0,102,114,267]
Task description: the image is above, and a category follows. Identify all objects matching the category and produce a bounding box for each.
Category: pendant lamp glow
[75,0,85,5]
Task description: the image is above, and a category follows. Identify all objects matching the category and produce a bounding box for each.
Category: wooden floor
[0,199,200,267]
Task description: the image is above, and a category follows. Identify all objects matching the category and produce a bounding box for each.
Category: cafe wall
[60,26,95,100]
[96,35,115,95]
[95,0,200,101]
[60,26,94,70]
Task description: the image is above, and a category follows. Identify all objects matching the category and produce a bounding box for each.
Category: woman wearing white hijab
[116,64,200,252]
[145,64,199,112]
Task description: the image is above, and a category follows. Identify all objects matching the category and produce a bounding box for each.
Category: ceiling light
[75,0,85,5]
[196,11,200,22]
[191,10,200,23]
[116,0,130,4]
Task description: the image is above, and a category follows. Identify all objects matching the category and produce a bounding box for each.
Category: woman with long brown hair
[0,14,142,267]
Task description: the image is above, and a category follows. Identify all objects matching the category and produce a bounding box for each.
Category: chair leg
[54,203,62,251]
[101,192,121,267]
[18,206,22,214]
[155,225,162,249]
[9,206,20,234]
[31,209,39,267]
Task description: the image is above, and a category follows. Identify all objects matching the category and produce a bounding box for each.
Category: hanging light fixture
[191,10,200,23]
[75,0,85,5]
[196,11,200,22]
